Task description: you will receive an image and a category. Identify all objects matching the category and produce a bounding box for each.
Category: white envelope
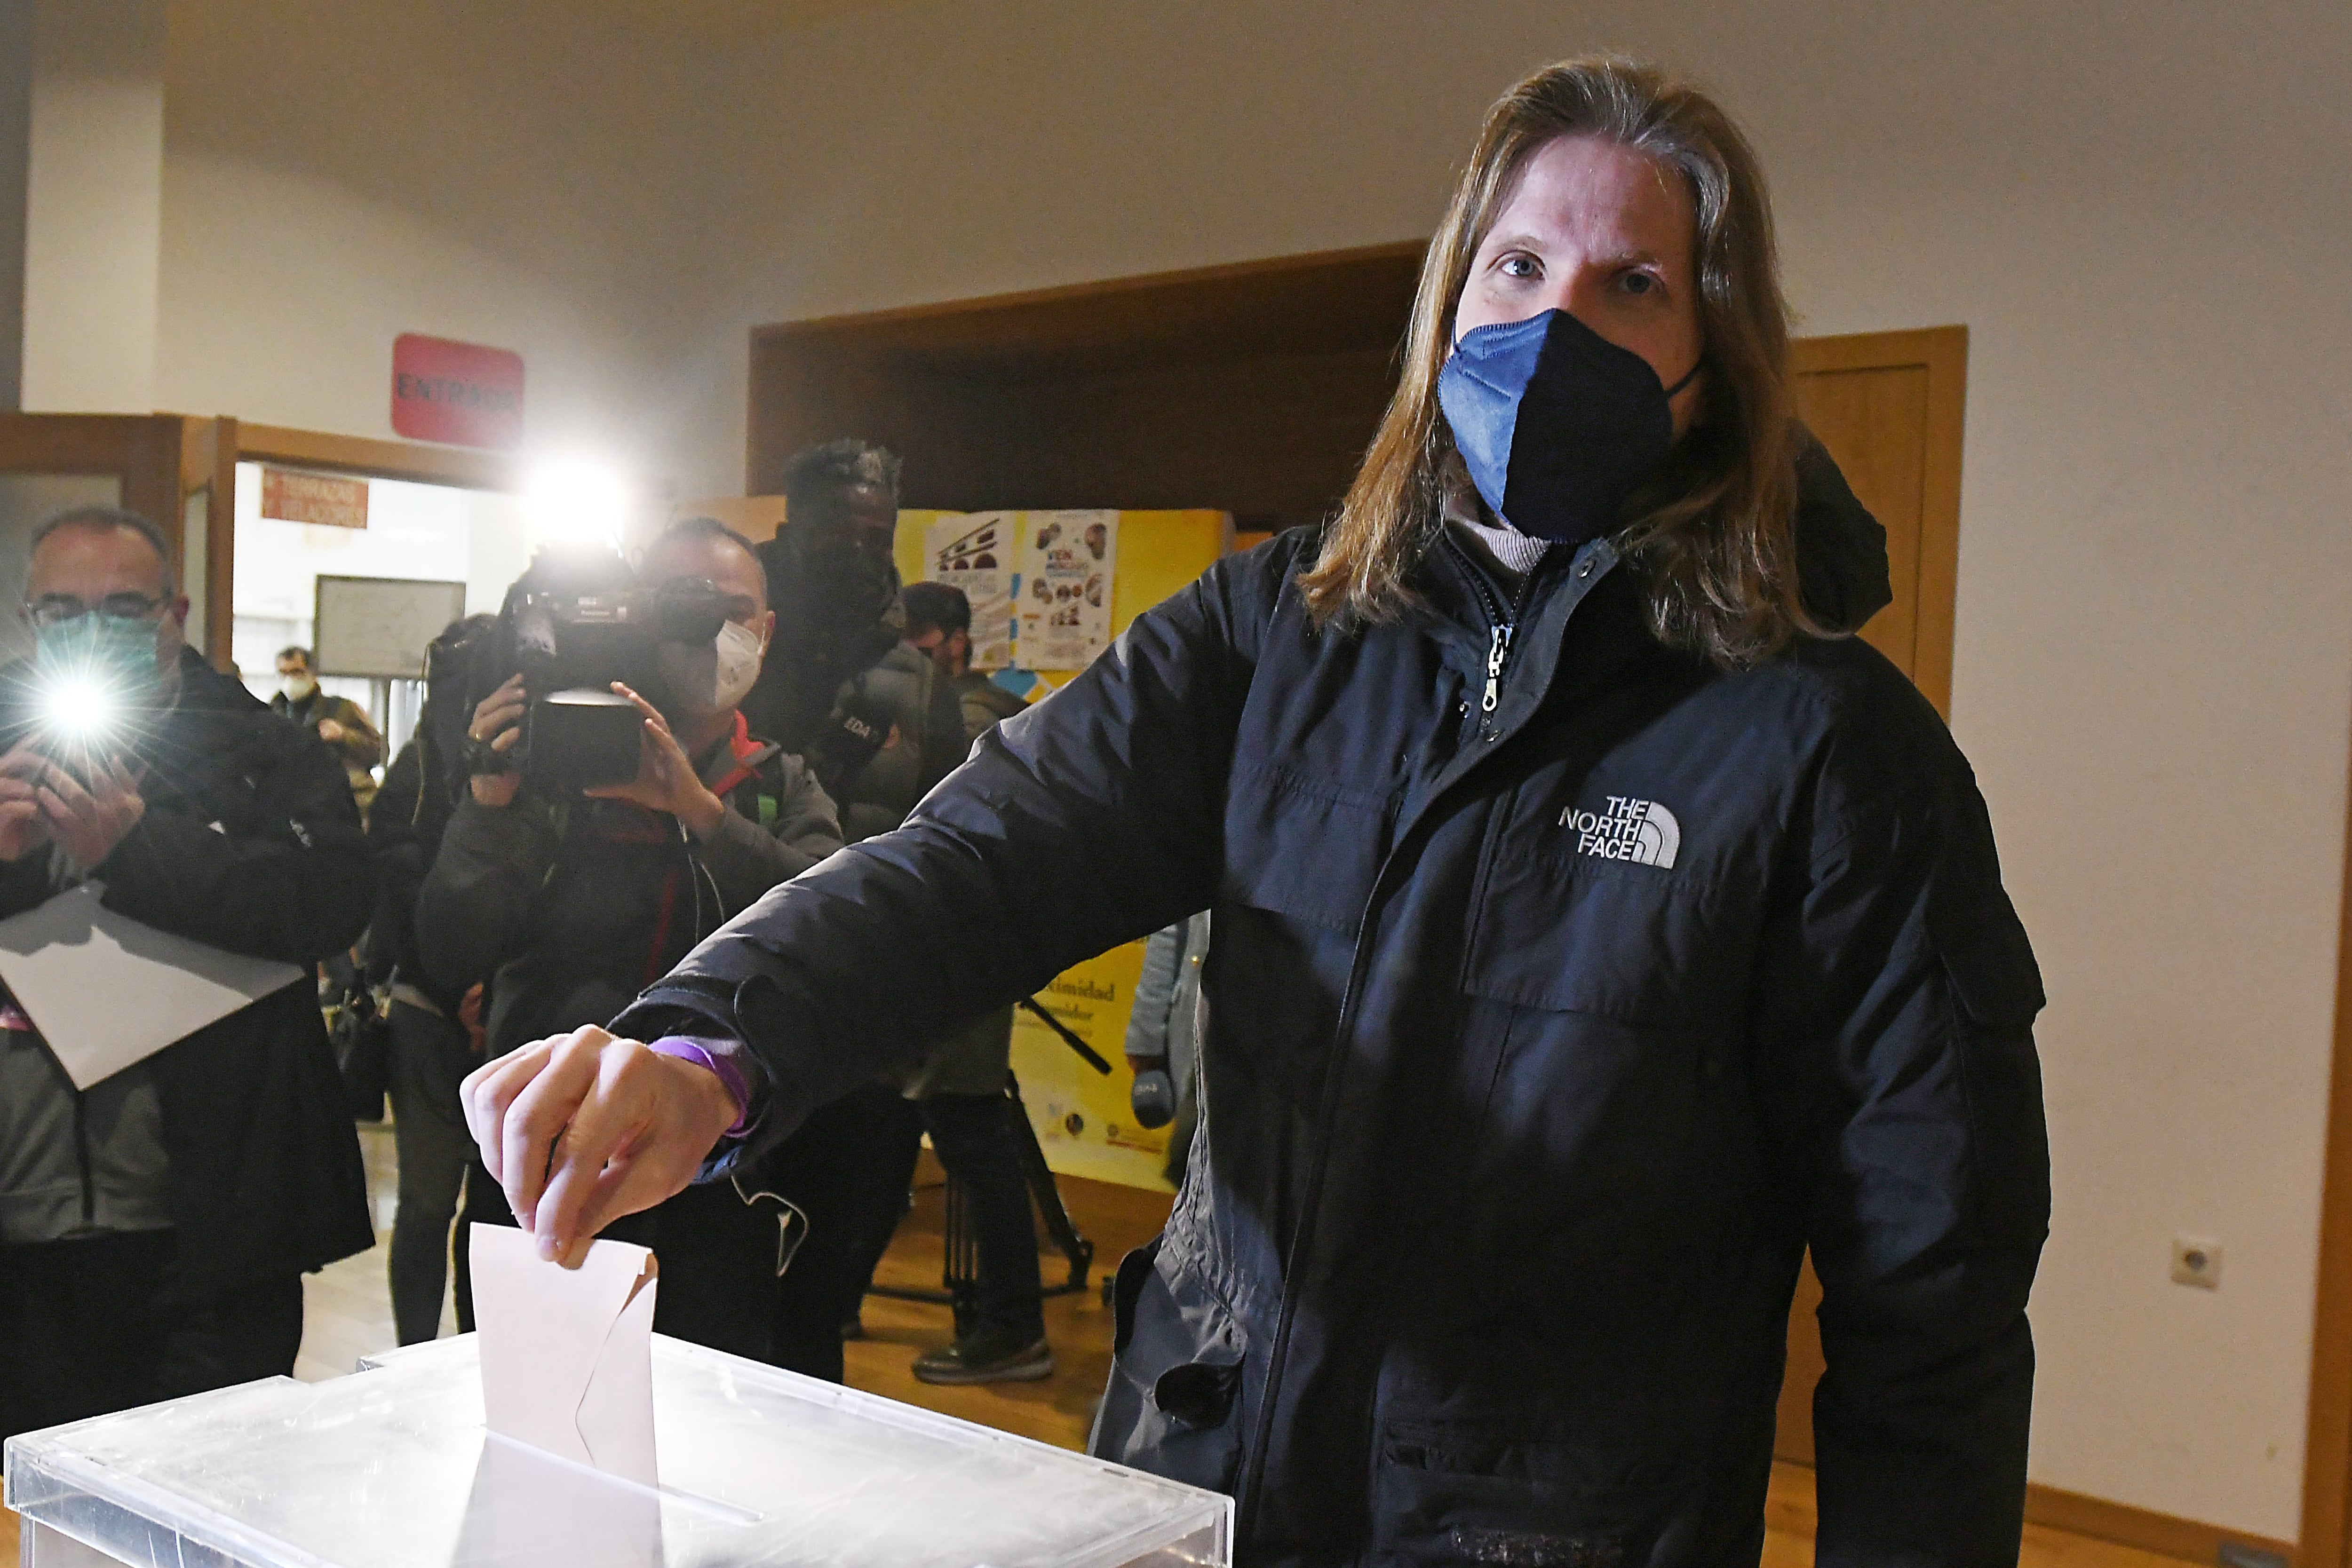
[469,1226,660,1486]
[458,1415,667,1568]
[0,881,305,1090]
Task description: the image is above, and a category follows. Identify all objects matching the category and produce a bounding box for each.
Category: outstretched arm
[464,539,1296,1260]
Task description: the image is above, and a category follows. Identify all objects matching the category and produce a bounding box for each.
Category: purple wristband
[647,1037,751,1137]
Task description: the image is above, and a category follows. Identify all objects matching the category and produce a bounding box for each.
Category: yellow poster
[899,508,1226,1189]
[1007,939,1171,1191]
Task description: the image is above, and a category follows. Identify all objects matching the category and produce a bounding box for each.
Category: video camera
[441,546,731,795]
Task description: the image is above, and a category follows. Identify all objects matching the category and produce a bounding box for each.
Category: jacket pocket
[1461,849,1737,1025]
[1371,1417,1680,1567]
[1089,1237,1249,1494]
[1451,853,1759,1320]
[1221,762,1391,935]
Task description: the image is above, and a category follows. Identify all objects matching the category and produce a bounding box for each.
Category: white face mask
[279,673,317,702]
[657,619,765,718]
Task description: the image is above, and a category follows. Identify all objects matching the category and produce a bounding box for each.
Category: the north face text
[1559,795,1681,869]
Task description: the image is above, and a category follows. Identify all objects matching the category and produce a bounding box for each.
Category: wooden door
[1771,325,1969,1463]
[0,414,202,662]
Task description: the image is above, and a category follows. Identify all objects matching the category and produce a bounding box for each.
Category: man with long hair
[465,58,2045,1565]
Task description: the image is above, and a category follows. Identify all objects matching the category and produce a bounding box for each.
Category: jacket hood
[957,672,1028,721]
[1791,434,1892,634]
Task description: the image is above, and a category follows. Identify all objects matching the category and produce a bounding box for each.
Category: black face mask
[789,531,898,646]
[1437,308,1702,548]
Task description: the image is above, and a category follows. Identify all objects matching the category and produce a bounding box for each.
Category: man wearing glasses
[0,505,378,1440]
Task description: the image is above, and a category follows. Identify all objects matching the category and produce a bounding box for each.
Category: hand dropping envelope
[470,1227,660,1486]
[0,882,304,1089]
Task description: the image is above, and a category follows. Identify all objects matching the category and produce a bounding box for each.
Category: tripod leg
[1002,1073,1095,1289]
[943,1169,980,1338]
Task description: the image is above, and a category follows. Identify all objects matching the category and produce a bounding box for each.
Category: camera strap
[700,712,781,801]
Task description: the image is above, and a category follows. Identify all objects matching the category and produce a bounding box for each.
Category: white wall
[132,0,2352,1539]
[153,1,728,480]
[13,0,165,413]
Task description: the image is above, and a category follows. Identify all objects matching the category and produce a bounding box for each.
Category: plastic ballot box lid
[5,1333,1232,1568]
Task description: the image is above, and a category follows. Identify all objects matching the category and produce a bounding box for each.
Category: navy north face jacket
[617,455,2050,1567]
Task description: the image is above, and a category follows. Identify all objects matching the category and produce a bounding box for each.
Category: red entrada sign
[391,333,524,450]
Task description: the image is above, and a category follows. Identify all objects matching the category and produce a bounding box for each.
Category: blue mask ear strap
[1662,355,1705,399]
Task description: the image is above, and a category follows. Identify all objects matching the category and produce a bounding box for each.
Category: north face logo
[1559,795,1680,869]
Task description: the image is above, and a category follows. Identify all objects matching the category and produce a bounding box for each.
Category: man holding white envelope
[0,507,376,1440]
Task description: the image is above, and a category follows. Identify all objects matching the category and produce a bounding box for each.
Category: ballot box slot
[477,1429,767,1525]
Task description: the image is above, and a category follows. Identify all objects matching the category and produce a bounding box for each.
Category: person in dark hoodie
[0,506,373,1438]
[740,439,906,756]
[470,57,2047,1568]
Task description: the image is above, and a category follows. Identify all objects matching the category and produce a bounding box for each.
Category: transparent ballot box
[5,1333,1230,1568]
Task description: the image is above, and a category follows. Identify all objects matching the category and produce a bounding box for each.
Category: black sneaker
[912,1328,1054,1386]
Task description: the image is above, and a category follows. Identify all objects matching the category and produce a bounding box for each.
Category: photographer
[0,506,373,1438]
[417,517,841,1359]
[742,439,905,754]
[809,580,970,833]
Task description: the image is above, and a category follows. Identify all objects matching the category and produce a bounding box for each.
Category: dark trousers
[836,1088,926,1326]
[386,1000,474,1345]
[0,1231,303,1440]
[756,1086,912,1383]
[454,1166,785,1368]
[922,1093,1046,1343]
[836,1086,1048,1345]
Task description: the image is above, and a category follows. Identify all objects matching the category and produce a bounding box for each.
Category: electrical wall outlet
[2172,1235,2223,1290]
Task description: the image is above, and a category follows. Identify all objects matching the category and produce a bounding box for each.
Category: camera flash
[524,456,630,553]
[41,676,119,741]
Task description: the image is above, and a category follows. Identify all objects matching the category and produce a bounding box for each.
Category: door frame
[2300,706,2352,1565]
[208,422,522,672]
[1788,325,1967,720]
[0,413,185,527]
[0,411,209,652]
[1772,323,1970,1470]
[0,414,518,674]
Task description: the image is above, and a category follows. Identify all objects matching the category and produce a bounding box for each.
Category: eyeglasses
[23,592,170,630]
[652,577,761,624]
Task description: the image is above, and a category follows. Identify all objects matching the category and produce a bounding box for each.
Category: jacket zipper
[1444,535,1541,730]
[1234,537,1552,1543]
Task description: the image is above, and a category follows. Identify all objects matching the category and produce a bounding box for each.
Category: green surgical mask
[35,612,162,699]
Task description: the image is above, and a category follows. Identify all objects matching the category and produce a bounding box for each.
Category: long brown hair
[1298,56,1814,669]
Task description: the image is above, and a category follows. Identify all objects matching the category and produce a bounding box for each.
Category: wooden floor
[1,1124,2198,1567]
